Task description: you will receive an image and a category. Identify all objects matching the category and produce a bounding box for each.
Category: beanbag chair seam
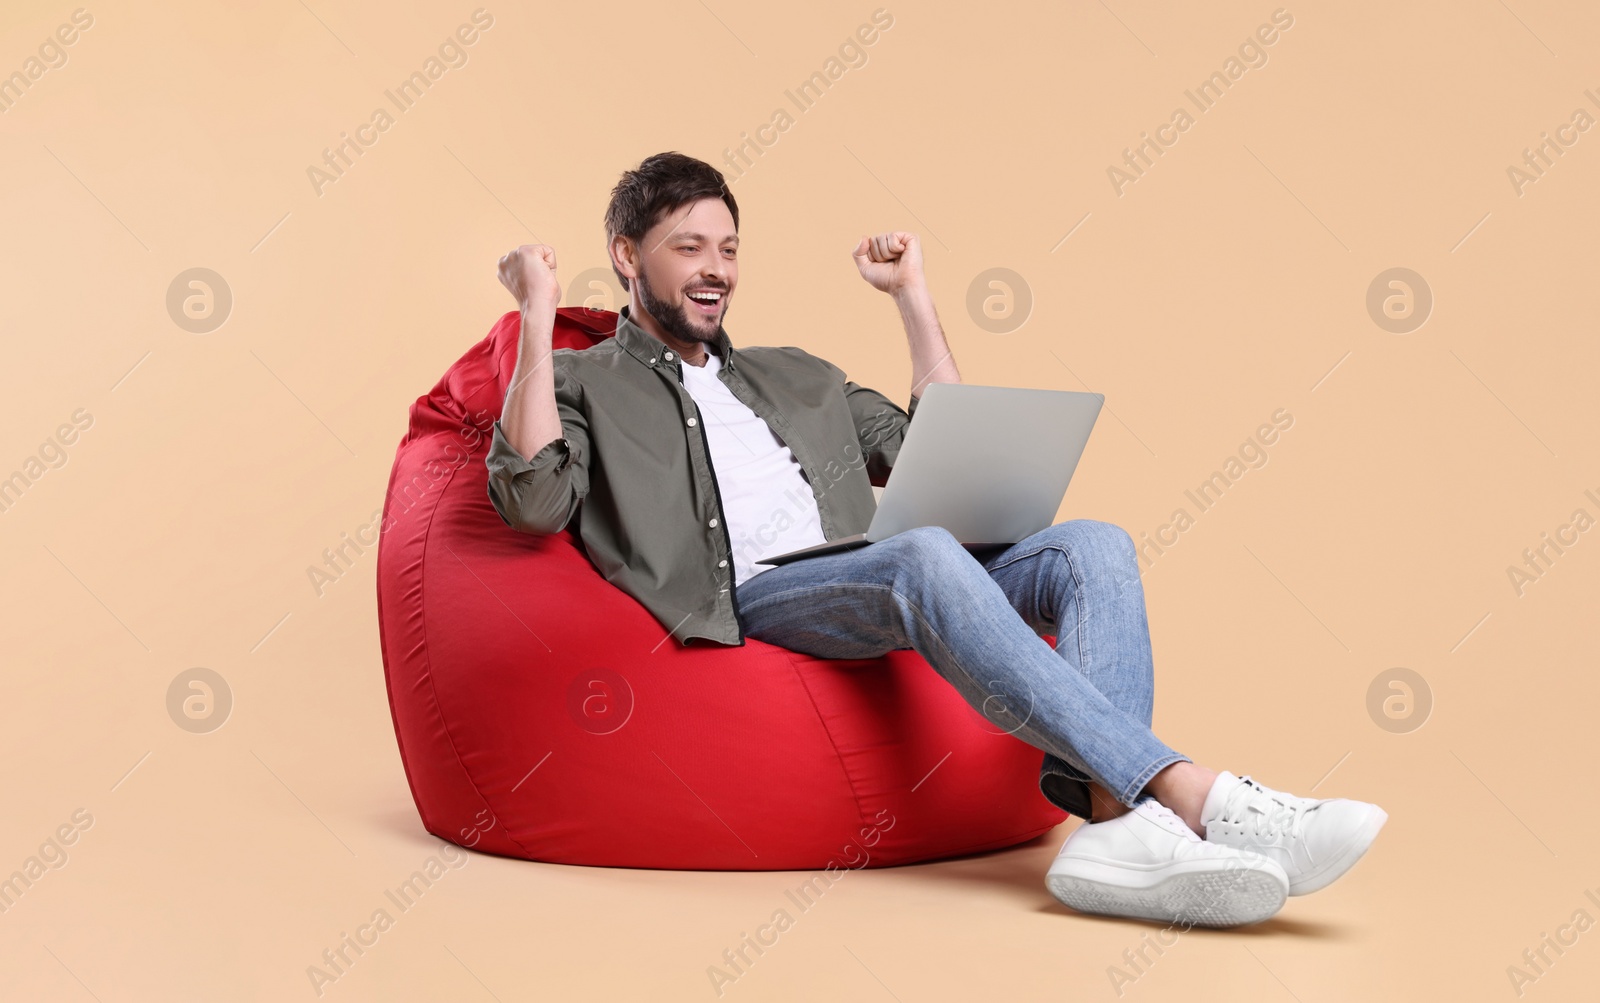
[375,510,432,831]
[773,644,875,829]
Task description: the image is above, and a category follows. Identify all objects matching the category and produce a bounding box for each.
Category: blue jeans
[734,521,1190,818]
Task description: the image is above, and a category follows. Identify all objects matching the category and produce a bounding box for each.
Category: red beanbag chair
[376,307,1068,869]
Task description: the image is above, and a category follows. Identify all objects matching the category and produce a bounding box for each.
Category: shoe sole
[1045,859,1287,927]
[1287,806,1388,895]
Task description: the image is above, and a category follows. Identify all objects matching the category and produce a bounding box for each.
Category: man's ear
[609,235,639,288]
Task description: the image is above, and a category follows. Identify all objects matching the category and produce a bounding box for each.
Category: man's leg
[737,524,1384,921]
[969,522,1387,901]
[969,519,1169,823]
[735,525,1190,809]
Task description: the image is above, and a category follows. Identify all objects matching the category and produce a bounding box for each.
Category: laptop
[754,382,1104,567]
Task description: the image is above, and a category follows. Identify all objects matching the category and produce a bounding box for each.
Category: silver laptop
[754,382,1104,567]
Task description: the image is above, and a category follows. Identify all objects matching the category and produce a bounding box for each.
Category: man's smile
[686,288,725,314]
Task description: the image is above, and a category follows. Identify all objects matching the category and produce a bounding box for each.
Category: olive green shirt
[485,305,919,646]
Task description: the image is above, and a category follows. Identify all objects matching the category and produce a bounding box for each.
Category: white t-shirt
[679,348,827,587]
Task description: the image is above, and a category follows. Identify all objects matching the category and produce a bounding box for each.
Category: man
[485,151,1386,926]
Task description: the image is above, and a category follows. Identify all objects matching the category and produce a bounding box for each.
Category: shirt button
[664,350,674,359]
[718,560,728,568]
[708,518,718,528]
[649,357,656,364]
[687,417,697,427]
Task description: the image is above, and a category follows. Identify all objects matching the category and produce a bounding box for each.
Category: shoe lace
[1135,797,1201,842]
[1217,776,1315,840]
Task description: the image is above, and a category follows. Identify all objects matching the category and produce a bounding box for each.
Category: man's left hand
[852,231,925,296]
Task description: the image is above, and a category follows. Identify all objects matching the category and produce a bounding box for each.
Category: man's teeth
[688,291,721,303]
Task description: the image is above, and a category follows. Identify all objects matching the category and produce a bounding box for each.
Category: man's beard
[635,265,727,347]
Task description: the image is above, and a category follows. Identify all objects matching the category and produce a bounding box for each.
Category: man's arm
[852,230,961,405]
[486,360,591,534]
[485,244,591,535]
[844,231,960,485]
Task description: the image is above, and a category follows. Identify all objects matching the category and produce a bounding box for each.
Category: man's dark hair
[605,152,739,292]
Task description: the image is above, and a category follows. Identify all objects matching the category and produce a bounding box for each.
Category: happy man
[485,151,1386,926]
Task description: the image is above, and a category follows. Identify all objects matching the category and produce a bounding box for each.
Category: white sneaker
[1045,798,1289,927]
[1199,771,1388,895]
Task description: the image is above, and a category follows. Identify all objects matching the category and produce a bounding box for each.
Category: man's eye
[680,246,698,253]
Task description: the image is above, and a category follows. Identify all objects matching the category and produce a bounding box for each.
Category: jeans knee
[1043,520,1139,585]
[1051,519,1134,557]
[880,525,973,584]
[885,524,964,556]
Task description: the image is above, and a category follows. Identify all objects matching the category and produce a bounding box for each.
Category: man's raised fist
[498,243,561,311]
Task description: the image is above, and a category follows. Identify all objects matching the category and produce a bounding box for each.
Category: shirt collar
[615,304,736,374]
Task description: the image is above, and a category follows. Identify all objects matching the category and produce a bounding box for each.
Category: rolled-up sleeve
[484,363,591,535]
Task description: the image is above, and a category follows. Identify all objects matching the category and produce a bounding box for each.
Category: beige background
[2,0,1597,999]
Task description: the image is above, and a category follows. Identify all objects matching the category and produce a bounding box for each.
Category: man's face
[623,197,738,347]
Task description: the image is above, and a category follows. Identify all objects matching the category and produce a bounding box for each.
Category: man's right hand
[497,244,562,313]
[496,244,566,470]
